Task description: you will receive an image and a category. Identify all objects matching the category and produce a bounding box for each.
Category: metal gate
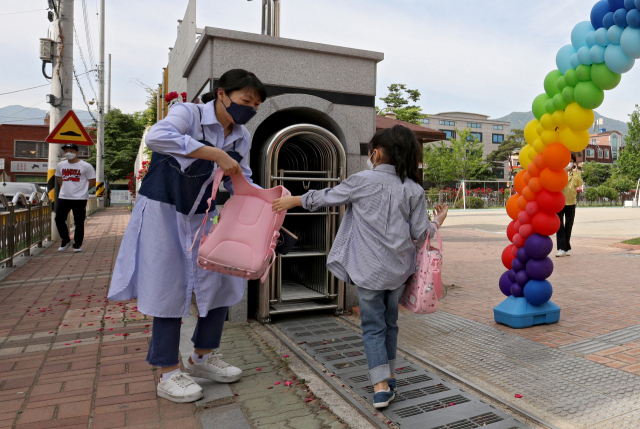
[257,124,346,323]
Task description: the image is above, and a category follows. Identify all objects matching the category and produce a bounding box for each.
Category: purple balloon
[515,270,530,287]
[517,247,530,264]
[525,234,554,259]
[508,269,517,283]
[499,271,512,296]
[511,283,525,298]
[593,0,613,29]
[526,257,554,280]
[511,258,524,272]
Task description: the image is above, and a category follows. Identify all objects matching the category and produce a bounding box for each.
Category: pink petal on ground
[108,328,113,330]
[257,367,262,371]
[65,343,70,345]
[74,341,81,343]
[305,398,313,402]
[284,381,293,386]
[515,394,523,398]
[122,333,129,336]
[283,355,289,358]
[115,333,121,336]
[274,381,281,385]
[144,330,149,333]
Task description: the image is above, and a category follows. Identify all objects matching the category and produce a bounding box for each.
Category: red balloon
[507,220,516,242]
[514,170,527,194]
[532,211,561,236]
[512,245,519,257]
[518,210,532,225]
[502,244,515,269]
[513,221,522,232]
[536,189,566,215]
[513,233,525,248]
[519,223,534,239]
[526,201,539,217]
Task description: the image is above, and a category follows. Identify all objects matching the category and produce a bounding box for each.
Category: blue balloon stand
[493,296,560,329]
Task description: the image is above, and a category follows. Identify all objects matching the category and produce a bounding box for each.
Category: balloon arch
[493,0,639,329]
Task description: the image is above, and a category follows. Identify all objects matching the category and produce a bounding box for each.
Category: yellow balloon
[519,145,532,169]
[564,103,594,132]
[541,130,559,145]
[552,110,565,128]
[524,119,540,146]
[559,127,590,152]
[528,145,538,161]
[536,123,545,136]
[540,113,555,130]
[533,138,546,153]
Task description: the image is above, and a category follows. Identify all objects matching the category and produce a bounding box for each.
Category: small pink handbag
[401,229,443,314]
[192,168,290,283]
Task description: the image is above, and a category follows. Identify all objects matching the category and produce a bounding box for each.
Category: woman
[108,69,267,403]
[556,154,582,257]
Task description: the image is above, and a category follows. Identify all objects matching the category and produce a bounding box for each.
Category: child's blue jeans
[146,306,228,367]
[358,286,404,385]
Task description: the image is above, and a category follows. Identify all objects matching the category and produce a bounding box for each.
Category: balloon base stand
[493,296,560,329]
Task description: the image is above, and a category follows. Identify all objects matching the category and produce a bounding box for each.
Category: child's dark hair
[200,69,267,104]
[368,125,422,184]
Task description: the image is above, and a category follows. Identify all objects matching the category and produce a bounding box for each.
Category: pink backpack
[192,168,290,282]
[401,230,443,314]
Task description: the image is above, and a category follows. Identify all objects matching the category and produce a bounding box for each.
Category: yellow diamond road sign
[45,110,94,146]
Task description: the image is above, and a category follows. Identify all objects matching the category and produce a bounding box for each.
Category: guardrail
[0,192,52,268]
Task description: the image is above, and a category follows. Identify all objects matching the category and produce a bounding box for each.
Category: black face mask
[221,96,257,125]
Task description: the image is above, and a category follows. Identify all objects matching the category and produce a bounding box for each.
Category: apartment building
[575,129,625,165]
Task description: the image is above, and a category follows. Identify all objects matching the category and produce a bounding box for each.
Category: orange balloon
[529,177,542,193]
[540,168,569,192]
[517,195,528,210]
[543,143,571,170]
[523,186,538,201]
[534,154,547,170]
[506,194,521,220]
[527,162,541,177]
[523,172,532,184]
[514,170,526,195]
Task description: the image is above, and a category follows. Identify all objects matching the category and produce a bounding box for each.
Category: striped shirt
[301,164,436,291]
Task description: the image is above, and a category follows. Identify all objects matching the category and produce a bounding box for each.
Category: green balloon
[553,93,568,111]
[557,76,567,92]
[545,99,557,114]
[564,69,579,87]
[544,70,563,97]
[591,63,621,91]
[532,93,550,120]
[562,86,576,104]
[576,65,592,82]
[575,81,605,109]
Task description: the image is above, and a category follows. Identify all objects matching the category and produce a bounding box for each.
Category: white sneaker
[555,250,566,257]
[565,250,571,256]
[58,241,71,252]
[72,245,82,253]
[156,372,203,403]
[185,352,242,383]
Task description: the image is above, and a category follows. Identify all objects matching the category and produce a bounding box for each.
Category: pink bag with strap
[192,168,290,282]
[401,229,443,314]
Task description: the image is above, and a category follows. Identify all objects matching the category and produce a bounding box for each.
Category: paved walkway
[0,209,354,429]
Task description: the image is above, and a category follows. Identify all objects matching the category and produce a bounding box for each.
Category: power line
[0,100,46,120]
[73,67,97,123]
[73,25,98,99]
[0,84,49,96]
[0,9,46,16]
[81,0,97,71]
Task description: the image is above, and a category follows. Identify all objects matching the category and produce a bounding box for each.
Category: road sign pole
[96,0,106,208]
[47,0,74,241]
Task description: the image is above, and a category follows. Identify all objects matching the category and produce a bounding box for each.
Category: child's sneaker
[373,389,395,408]
[387,377,397,393]
[185,352,242,383]
[156,372,203,403]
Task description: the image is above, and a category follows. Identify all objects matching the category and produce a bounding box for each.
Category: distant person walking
[55,143,96,253]
[556,154,582,257]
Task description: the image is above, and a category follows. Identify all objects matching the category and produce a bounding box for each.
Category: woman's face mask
[221,92,258,125]
[64,152,77,160]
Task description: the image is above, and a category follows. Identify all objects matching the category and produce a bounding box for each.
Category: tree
[450,128,493,181]
[604,174,636,193]
[423,142,457,189]
[486,129,525,168]
[581,161,614,187]
[88,109,146,181]
[617,104,640,182]
[377,84,426,125]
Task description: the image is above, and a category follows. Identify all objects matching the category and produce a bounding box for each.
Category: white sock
[161,368,181,381]
[191,352,210,364]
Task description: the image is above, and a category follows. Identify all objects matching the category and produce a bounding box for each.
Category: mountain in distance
[493,111,629,136]
[0,105,95,126]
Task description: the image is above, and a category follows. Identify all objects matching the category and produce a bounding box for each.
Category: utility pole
[107,54,111,112]
[96,0,105,208]
[47,0,74,241]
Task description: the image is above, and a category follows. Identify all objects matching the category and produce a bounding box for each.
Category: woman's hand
[432,204,449,227]
[215,150,241,176]
[272,196,302,213]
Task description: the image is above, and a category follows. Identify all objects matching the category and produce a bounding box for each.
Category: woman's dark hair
[571,153,577,163]
[200,69,267,104]
[368,125,422,184]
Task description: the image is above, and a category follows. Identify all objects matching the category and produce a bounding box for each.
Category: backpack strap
[190,168,225,252]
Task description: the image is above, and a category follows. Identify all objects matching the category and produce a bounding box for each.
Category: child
[273,125,448,408]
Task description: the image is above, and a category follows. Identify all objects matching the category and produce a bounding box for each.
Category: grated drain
[398,374,433,386]
[349,374,369,383]
[333,359,368,369]
[396,366,417,375]
[364,383,448,396]
[430,412,504,429]
[395,395,470,418]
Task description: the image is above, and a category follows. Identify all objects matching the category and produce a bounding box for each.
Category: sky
[2,0,640,124]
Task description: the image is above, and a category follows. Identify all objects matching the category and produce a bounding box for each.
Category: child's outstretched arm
[272,175,363,213]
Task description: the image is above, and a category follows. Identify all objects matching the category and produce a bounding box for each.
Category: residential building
[418,112,511,179]
[576,129,625,165]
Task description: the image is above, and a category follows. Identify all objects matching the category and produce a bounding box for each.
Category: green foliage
[450,128,493,181]
[423,142,457,189]
[597,185,618,201]
[486,128,525,165]
[604,174,636,193]
[617,104,640,182]
[585,187,599,201]
[622,237,640,245]
[378,84,427,125]
[581,161,614,187]
[626,104,640,148]
[454,196,485,209]
[142,86,159,127]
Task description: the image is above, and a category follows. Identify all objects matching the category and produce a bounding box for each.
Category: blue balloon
[606,43,636,72]
[499,271,512,297]
[609,0,626,9]
[586,31,597,47]
[627,9,640,28]
[516,270,530,287]
[608,24,625,43]
[625,0,636,9]
[636,0,640,9]
[591,44,607,63]
[524,280,553,306]
[592,0,613,29]
[595,27,611,46]
[621,26,640,58]
[604,12,616,29]
[557,44,577,73]
[578,46,594,64]
[511,283,525,298]
[570,53,581,69]
[614,8,629,27]
[572,21,596,50]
